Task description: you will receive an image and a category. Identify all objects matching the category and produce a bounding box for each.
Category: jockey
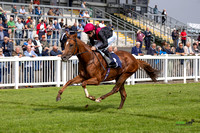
[84,23,117,68]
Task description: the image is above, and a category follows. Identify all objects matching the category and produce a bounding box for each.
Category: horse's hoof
[88,95,96,101]
[95,98,101,103]
[56,96,61,102]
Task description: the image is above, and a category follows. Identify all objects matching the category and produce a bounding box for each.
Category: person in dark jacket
[84,23,117,68]
[60,28,69,51]
[144,27,152,50]
[131,42,143,56]
[50,45,62,56]
[147,43,157,55]
[1,37,13,57]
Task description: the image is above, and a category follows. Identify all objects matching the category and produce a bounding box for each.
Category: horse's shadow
[0,100,116,113]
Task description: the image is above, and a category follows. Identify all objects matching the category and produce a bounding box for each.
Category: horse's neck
[77,40,93,64]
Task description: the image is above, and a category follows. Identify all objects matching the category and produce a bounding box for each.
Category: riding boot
[103,50,117,68]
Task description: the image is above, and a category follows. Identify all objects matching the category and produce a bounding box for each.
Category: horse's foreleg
[82,77,100,101]
[95,73,131,104]
[56,75,84,101]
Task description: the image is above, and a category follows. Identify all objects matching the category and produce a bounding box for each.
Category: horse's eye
[69,44,73,47]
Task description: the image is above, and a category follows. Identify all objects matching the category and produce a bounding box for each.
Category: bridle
[68,38,89,57]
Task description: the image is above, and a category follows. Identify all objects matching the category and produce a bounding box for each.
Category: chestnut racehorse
[56,33,159,109]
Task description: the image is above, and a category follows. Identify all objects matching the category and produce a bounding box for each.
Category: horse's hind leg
[56,75,83,101]
[96,73,131,104]
[118,83,127,109]
[82,77,100,101]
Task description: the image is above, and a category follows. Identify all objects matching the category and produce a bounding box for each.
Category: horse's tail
[137,59,160,82]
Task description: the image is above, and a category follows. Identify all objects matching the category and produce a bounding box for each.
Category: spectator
[197,33,200,44]
[95,23,100,30]
[47,21,54,44]
[0,25,7,45]
[175,30,180,47]
[7,17,16,36]
[33,0,40,5]
[19,6,26,16]
[147,43,157,55]
[50,45,62,56]
[136,30,145,49]
[161,41,167,52]
[59,19,64,28]
[161,9,167,25]
[70,23,77,35]
[32,34,43,56]
[144,27,152,50]
[25,19,34,39]
[1,37,12,57]
[79,11,86,27]
[0,48,4,83]
[131,42,143,56]
[28,2,34,14]
[12,47,22,57]
[164,44,174,54]
[171,28,179,48]
[35,7,42,22]
[176,43,185,56]
[24,45,38,84]
[184,42,194,55]
[192,43,200,54]
[54,8,62,17]
[77,23,83,39]
[153,5,158,22]
[53,20,61,46]
[83,11,90,19]
[35,6,42,15]
[156,46,166,55]
[99,21,106,28]
[15,19,24,46]
[40,35,49,48]
[60,28,69,51]
[81,1,87,9]
[2,19,8,33]
[36,19,47,40]
[47,8,55,22]
[180,29,187,46]
[42,47,50,56]
[11,5,18,18]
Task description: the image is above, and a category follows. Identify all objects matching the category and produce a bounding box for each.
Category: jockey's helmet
[84,23,95,34]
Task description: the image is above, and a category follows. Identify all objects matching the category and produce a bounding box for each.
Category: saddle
[97,50,122,68]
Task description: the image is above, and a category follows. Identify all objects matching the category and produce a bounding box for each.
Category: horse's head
[61,33,78,62]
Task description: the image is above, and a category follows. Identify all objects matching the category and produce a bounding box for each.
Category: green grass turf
[0,83,200,133]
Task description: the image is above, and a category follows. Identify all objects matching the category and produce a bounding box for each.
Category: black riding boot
[103,50,117,68]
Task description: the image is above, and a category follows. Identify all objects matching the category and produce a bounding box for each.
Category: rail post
[14,56,19,89]
[62,62,67,86]
[164,54,168,83]
[183,59,186,84]
[56,57,61,87]
[194,54,198,82]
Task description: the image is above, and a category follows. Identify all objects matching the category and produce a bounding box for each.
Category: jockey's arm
[94,31,108,50]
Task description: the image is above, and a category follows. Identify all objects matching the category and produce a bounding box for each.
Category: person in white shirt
[15,19,24,45]
[99,21,106,28]
[19,6,26,15]
[184,42,194,55]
